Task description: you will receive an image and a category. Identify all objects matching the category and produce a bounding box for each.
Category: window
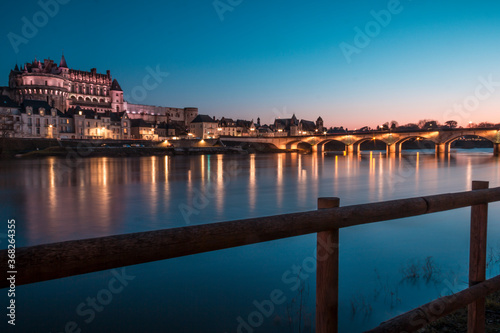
[28,118,32,125]
[36,119,40,127]
[36,128,40,135]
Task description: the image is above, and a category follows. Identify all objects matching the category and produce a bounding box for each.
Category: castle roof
[300,119,316,132]
[59,54,68,68]
[0,95,19,108]
[67,106,100,119]
[21,100,62,115]
[111,79,122,91]
[191,114,217,123]
[130,119,154,128]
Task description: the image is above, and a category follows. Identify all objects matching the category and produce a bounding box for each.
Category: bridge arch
[356,138,390,153]
[297,142,313,151]
[440,134,496,154]
[314,139,347,153]
[284,140,303,150]
[394,136,436,153]
[443,134,493,146]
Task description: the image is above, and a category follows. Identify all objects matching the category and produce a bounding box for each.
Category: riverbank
[1,137,494,160]
[0,138,290,159]
[421,290,500,332]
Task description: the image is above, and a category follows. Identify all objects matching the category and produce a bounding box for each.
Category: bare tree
[477,122,495,128]
[445,120,458,128]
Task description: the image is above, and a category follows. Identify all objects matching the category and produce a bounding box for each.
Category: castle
[1,54,197,127]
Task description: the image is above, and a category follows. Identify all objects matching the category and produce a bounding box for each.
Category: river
[1,149,500,332]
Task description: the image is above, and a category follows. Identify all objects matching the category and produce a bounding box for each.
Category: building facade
[2,54,197,127]
[190,115,219,139]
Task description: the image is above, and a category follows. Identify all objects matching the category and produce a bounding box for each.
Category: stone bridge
[220,128,500,155]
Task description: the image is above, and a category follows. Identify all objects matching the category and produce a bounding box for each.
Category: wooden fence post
[468,181,489,333]
[316,197,340,333]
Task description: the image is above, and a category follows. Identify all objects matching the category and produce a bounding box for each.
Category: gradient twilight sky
[1,0,500,128]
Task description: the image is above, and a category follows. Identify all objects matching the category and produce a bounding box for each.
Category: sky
[1,0,500,129]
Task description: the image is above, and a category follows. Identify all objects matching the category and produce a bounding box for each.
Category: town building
[0,96,21,137]
[0,54,199,140]
[1,54,197,126]
[190,115,219,139]
[130,119,158,141]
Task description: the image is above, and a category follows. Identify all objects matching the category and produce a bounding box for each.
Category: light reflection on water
[1,149,500,332]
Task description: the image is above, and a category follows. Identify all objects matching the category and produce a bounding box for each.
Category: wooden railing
[2,181,500,332]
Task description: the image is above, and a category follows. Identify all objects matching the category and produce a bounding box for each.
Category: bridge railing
[1,181,499,332]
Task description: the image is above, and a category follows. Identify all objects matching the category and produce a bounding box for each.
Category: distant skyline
[1,0,500,129]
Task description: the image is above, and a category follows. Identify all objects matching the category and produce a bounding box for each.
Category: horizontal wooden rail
[2,187,500,289]
[365,274,500,333]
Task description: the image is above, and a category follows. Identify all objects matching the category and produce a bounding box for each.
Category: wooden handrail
[2,187,500,289]
[365,274,500,333]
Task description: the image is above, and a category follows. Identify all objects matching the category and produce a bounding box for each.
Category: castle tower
[316,116,324,132]
[110,79,124,113]
[59,53,69,77]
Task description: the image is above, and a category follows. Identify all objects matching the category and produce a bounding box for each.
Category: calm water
[2,149,500,332]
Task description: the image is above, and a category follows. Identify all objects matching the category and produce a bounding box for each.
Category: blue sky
[1,0,500,128]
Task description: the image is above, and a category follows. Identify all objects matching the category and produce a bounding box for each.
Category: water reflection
[4,149,500,333]
[249,154,256,210]
[216,154,224,213]
[0,149,497,247]
[277,153,284,208]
